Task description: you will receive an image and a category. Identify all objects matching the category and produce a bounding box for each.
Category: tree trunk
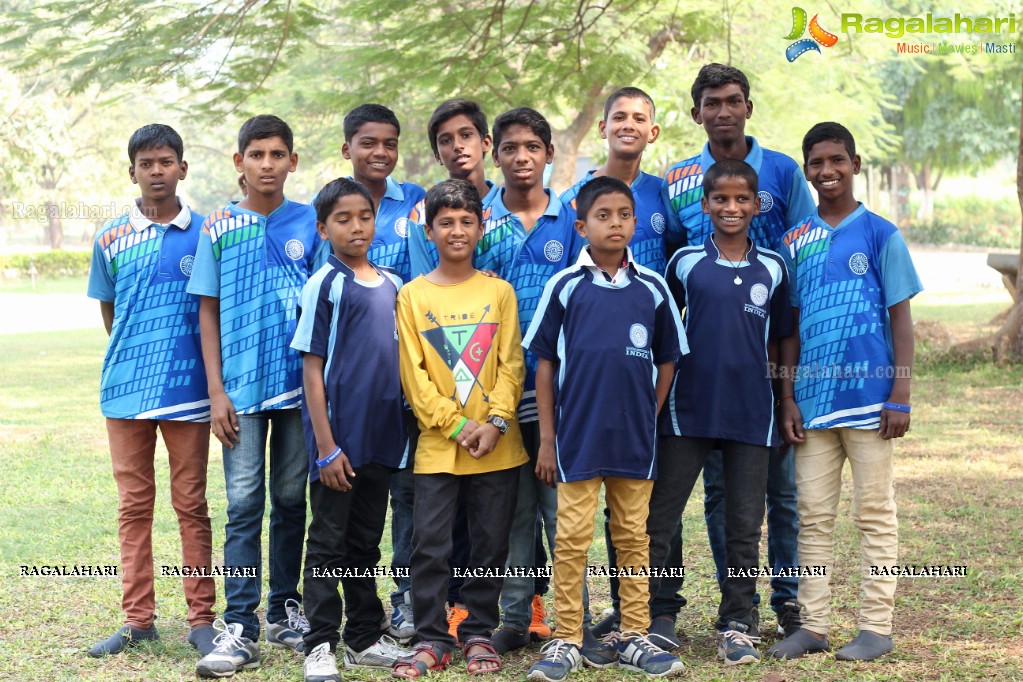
[914,165,936,222]
[550,80,610,193]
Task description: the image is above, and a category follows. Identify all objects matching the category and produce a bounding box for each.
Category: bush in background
[903,196,1020,248]
[0,251,92,278]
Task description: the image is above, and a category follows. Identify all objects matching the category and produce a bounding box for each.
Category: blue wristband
[882,402,911,413]
[316,446,343,468]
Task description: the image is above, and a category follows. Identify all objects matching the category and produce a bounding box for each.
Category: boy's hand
[536,441,557,488]
[319,449,356,492]
[779,399,805,445]
[479,269,502,279]
[879,408,910,440]
[465,423,500,459]
[458,419,482,449]
[210,391,240,448]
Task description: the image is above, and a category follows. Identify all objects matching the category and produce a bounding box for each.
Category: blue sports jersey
[663,137,816,252]
[661,236,792,446]
[408,180,499,278]
[781,204,923,430]
[291,256,408,480]
[87,201,209,421]
[560,170,682,274]
[187,199,322,414]
[523,248,687,481]
[476,188,582,423]
[368,176,427,283]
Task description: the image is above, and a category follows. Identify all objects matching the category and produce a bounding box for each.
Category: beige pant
[795,428,897,636]
[553,477,654,645]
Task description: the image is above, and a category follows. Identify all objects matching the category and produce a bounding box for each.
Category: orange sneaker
[529,594,552,640]
[447,602,469,644]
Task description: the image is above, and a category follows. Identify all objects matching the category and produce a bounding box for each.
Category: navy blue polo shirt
[523,247,686,482]
[291,255,408,480]
[660,235,793,446]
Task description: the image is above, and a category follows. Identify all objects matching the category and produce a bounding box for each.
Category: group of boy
[85,60,920,681]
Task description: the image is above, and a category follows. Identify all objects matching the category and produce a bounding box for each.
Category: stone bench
[987,252,1020,302]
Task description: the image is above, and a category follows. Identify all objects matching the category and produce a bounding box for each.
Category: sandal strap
[462,636,497,655]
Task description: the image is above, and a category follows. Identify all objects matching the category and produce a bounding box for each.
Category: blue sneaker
[581,628,618,668]
[616,631,685,677]
[389,592,415,642]
[87,623,159,657]
[267,599,309,652]
[527,639,582,681]
[718,621,761,665]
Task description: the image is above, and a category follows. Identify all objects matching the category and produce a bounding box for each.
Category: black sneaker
[647,616,681,650]
[776,601,803,637]
[588,608,619,639]
[87,623,159,657]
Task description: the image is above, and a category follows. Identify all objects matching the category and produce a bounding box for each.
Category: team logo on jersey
[421,307,498,406]
[394,217,409,239]
[651,212,666,234]
[285,239,305,260]
[849,252,869,275]
[629,323,648,348]
[750,283,769,306]
[757,191,775,212]
[543,240,565,263]
[179,255,194,277]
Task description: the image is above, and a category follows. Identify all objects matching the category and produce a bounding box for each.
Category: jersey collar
[705,234,759,264]
[576,245,637,286]
[488,187,562,223]
[128,198,191,232]
[699,136,764,174]
[816,202,867,232]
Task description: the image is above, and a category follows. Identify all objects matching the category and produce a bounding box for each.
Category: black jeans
[411,467,518,651]
[303,462,393,653]
[648,436,769,635]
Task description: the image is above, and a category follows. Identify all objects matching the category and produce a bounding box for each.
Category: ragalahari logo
[785,7,839,61]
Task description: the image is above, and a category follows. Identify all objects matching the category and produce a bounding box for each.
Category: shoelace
[721,628,757,648]
[619,631,667,656]
[209,619,246,653]
[307,643,333,666]
[285,598,311,632]
[539,638,574,662]
[375,635,407,656]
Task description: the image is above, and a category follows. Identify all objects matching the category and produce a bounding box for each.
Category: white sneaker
[195,620,261,678]
[343,634,411,669]
[304,642,341,682]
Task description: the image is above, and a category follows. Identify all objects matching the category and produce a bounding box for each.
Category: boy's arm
[100,302,114,335]
[87,232,116,335]
[535,357,558,488]
[198,295,239,448]
[655,361,675,414]
[778,308,805,444]
[880,299,913,440]
[302,353,355,491]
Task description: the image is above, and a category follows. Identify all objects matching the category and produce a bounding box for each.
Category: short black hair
[802,122,857,164]
[702,158,758,196]
[492,107,551,149]
[312,177,376,225]
[575,175,635,221]
[691,63,751,108]
[425,179,483,227]
[427,99,489,156]
[238,115,294,154]
[128,124,184,164]
[603,86,656,121]
[344,103,401,142]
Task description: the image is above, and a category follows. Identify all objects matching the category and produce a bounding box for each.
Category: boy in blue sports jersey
[476,107,582,655]
[86,124,217,660]
[292,178,411,682]
[190,115,322,678]
[652,159,793,666]
[660,63,814,641]
[525,176,686,681]
[768,122,921,663]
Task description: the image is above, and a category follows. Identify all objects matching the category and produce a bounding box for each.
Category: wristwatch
[487,415,509,435]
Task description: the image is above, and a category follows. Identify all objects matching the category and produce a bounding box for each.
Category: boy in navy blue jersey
[190,115,323,678]
[86,124,217,660]
[768,123,921,663]
[660,63,813,640]
[292,178,411,682]
[653,159,793,666]
[524,176,686,681]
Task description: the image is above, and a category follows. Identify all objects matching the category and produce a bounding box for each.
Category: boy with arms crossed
[292,178,411,682]
[768,122,921,662]
[190,115,322,678]
[87,123,217,659]
[652,159,793,666]
[393,179,526,677]
[525,176,686,681]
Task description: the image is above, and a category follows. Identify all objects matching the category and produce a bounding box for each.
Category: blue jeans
[704,445,799,614]
[389,417,418,607]
[222,409,308,640]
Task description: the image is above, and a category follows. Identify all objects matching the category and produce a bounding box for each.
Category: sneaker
[492,626,531,654]
[589,607,620,638]
[765,628,830,660]
[581,628,618,668]
[389,592,415,642]
[447,602,469,644]
[304,642,341,682]
[343,634,411,669]
[87,623,159,657]
[188,624,219,657]
[527,639,583,681]
[195,620,261,678]
[647,616,681,650]
[835,630,893,661]
[776,601,803,637]
[267,598,310,652]
[530,594,553,640]
[617,631,685,677]
[717,622,761,666]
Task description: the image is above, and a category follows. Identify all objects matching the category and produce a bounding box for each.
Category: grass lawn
[1,315,1021,680]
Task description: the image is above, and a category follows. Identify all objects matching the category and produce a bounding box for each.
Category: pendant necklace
[721,242,750,285]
